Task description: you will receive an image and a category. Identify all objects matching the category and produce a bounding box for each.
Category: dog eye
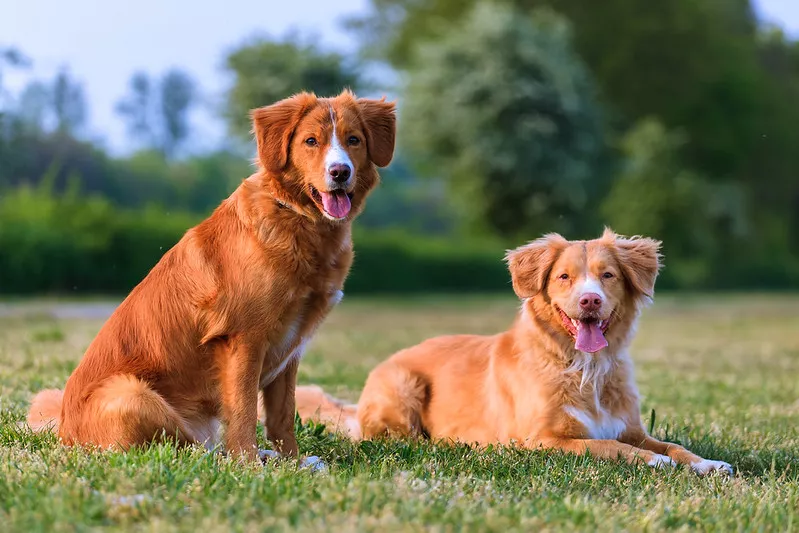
[305,137,318,147]
[602,272,614,279]
[347,136,360,146]
[559,273,569,280]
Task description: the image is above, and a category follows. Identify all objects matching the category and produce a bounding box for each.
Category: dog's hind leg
[357,363,429,439]
[61,374,194,449]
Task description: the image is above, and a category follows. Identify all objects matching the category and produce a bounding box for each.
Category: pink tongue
[320,191,351,219]
[575,321,608,353]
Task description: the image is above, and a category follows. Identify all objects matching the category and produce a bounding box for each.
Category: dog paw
[258,449,281,463]
[691,459,733,476]
[647,454,676,468]
[300,455,327,473]
[329,290,344,307]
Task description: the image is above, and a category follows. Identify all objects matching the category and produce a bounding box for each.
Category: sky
[2,0,798,155]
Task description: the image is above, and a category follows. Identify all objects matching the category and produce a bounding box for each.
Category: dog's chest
[564,403,626,440]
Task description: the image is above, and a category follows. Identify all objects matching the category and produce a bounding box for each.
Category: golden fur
[27,90,396,463]
[295,230,733,475]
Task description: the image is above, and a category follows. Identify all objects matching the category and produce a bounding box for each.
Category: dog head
[506,228,662,353]
[251,90,396,222]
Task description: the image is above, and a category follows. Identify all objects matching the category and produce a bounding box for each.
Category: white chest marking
[261,290,343,387]
[564,405,626,440]
[185,417,220,450]
[261,314,306,386]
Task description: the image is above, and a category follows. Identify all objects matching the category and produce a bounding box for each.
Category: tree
[223,35,360,139]
[159,69,195,158]
[401,3,606,239]
[51,68,87,135]
[351,0,763,180]
[16,81,51,132]
[116,71,155,147]
[116,69,196,158]
[601,119,746,287]
[0,47,30,108]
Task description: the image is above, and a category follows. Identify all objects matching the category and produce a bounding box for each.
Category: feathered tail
[27,388,64,432]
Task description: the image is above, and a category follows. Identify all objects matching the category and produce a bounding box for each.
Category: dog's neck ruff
[275,198,295,212]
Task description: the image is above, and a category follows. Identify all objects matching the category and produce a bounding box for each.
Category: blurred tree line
[1,0,798,294]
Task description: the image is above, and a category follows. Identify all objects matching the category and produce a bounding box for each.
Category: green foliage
[0,183,197,294]
[224,35,360,139]
[401,4,606,239]
[355,0,767,178]
[601,119,747,287]
[0,184,508,295]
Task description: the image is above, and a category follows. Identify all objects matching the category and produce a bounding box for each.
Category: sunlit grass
[1,294,798,531]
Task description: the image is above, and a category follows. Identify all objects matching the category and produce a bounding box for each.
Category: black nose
[328,163,351,183]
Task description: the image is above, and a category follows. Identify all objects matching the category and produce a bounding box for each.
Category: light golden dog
[296,230,733,475]
[28,90,396,465]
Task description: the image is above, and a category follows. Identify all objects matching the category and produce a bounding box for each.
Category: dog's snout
[328,163,351,183]
[579,293,602,312]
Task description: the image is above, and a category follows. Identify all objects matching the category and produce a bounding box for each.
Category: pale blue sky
[2,0,797,154]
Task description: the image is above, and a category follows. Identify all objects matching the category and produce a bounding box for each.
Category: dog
[27,90,396,465]
[295,230,733,475]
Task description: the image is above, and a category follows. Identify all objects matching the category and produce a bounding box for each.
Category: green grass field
[1,294,798,532]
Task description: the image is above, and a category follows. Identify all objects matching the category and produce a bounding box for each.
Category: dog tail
[27,388,64,432]
[294,385,362,439]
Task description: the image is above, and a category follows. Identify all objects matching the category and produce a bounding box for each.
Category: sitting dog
[28,90,396,465]
[295,230,733,475]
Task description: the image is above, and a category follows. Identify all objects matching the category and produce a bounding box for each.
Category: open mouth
[556,306,610,354]
[309,185,354,220]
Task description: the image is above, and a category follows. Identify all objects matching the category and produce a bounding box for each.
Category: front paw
[258,449,326,473]
[691,459,734,476]
[647,454,676,469]
[258,449,281,463]
[328,290,344,307]
[300,455,327,473]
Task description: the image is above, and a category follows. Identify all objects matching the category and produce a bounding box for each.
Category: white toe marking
[258,449,281,462]
[259,450,327,473]
[300,455,327,473]
[647,454,676,468]
[329,290,344,307]
[691,459,733,476]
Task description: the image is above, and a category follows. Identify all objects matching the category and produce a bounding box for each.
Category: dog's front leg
[534,437,674,467]
[619,428,733,475]
[261,356,300,457]
[218,336,263,462]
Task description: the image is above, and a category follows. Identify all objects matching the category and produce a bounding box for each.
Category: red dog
[28,90,396,466]
[296,231,733,475]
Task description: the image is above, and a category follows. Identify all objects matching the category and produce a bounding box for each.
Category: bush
[0,184,197,294]
[2,184,796,296]
[0,186,511,295]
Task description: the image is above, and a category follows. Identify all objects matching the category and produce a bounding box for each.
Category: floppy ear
[358,97,396,167]
[251,92,317,173]
[505,233,568,299]
[608,229,663,299]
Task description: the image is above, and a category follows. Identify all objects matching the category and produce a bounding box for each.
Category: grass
[1,294,798,532]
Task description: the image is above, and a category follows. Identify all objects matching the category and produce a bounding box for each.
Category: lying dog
[28,90,396,464]
[295,230,733,475]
